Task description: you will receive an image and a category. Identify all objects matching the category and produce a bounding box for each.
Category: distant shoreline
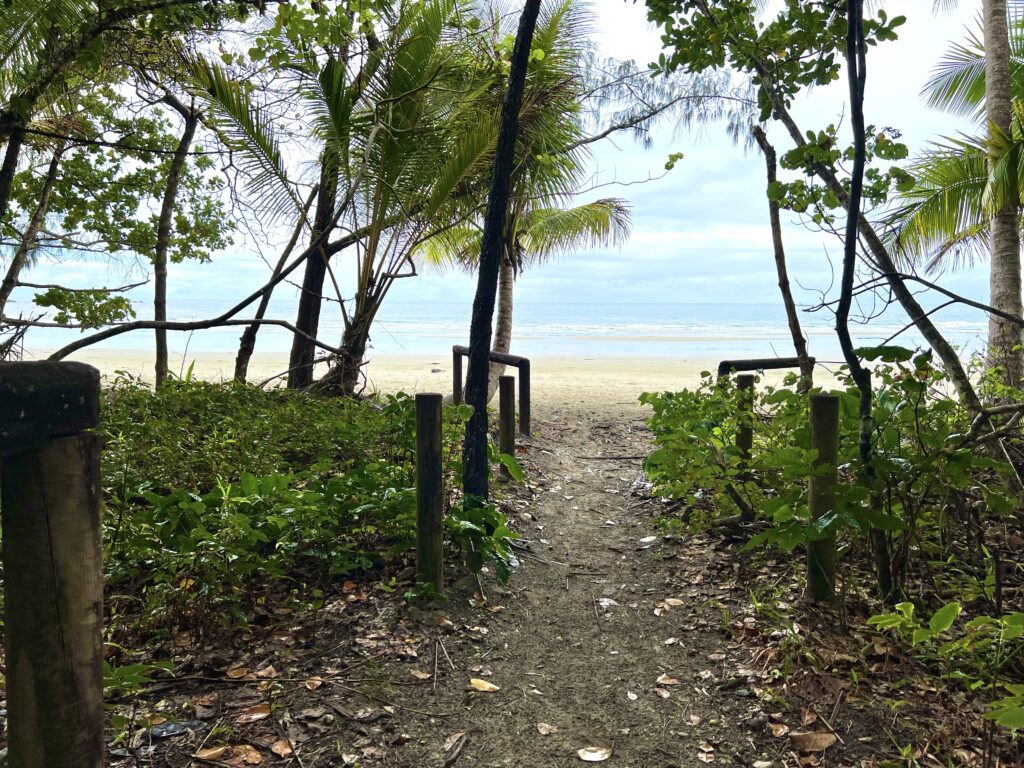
[29,348,825,407]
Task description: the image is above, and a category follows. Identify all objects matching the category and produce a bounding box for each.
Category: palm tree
[888,5,1024,383]
[420,0,631,398]
[191,0,502,393]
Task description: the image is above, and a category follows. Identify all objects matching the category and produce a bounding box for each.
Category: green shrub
[97,379,515,634]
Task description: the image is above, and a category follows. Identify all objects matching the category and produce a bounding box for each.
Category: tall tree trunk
[463,0,542,502]
[840,0,896,604]
[0,126,25,225]
[234,187,318,381]
[287,165,338,389]
[318,308,373,396]
[486,252,516,402]
[985,0,1023,386]
[0,143,63,316]
[762,89,983,413]
[153,108,198,387]
[752,125,813,388]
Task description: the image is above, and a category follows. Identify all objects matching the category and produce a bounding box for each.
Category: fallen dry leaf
[235,702,271,724]
[444,732,467,752]
[697,752,716,763]
[270,740,293,757]
[410,670,432,680]
[768,722,790,738]
[537,722,558,735]
[801,707,818,726]
[232,744,263,765]
[577,746,612,762]
[655,688,671,699]
[255,665,278,679]
[304,676,323,691]
[194,746,228,761]
[226,666,250,679]
[656,673,680,686]
[469,678,499,692]
[626,691,638,701]
[790,731,837,752]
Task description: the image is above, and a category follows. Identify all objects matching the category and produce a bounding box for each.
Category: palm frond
[885,141,991,272]
[186,54,302,223]
[923,15,1024,120]
[520,198,631,264]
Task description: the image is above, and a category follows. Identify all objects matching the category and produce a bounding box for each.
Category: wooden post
[735,374,755,523]
[807,393,840,603]
[517,360,531,436]
[452,349,463,405]
[415,393,444,594]
[0,361,103,768]
[499,375,516,478]
[736,374,755,462]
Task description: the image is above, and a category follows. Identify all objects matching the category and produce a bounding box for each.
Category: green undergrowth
[641,351,1024,746]
[99,375,515,638]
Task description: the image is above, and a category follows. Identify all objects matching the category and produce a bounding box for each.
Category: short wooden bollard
[735,374,755,463]
[498,375,516,478]
[807,393,840,603]
[518,360,531,436]
[415,393,444,594]
[452,351,463,405]
[0,361,103,768]
[735,374,755,522]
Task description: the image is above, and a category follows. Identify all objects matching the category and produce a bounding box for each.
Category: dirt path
[126,405,779,768]
[384,405,769,768]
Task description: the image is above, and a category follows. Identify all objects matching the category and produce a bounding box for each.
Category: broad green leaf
[928,602,961,634]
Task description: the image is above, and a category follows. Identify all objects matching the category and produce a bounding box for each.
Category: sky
[31,1,986,314]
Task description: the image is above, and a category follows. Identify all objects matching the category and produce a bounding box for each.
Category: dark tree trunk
[316,308,373,396]
[153,107,198,387]
[462,0,542,502]
[752,125,813,388]
[0,143,64,316]
[234,187,318,381]
[287,166,338,389]
[839,0,896,604]
[0,126,25,225]
[753,63,984,413]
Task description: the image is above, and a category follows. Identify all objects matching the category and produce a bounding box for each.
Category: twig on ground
[439,638,455,670]
[433,640,439,694]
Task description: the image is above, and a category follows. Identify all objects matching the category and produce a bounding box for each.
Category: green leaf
[498,453,525,482]
[987,705,1024,730]
[928,602,961,634]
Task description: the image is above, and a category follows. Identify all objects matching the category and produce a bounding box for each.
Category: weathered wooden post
[517,360,531,436]
[735,374,755,462]
[415,392,444,594]
[735,374,755,523]
[452,349,463,405]
[807,392,840,603]
[498,375,516,478]
[0,361,103,768]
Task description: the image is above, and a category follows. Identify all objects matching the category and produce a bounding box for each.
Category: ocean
[11,298,989,363]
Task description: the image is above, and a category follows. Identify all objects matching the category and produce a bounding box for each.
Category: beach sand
[36,348,820,409]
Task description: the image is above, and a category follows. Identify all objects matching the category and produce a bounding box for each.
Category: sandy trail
[384,403,766,768]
